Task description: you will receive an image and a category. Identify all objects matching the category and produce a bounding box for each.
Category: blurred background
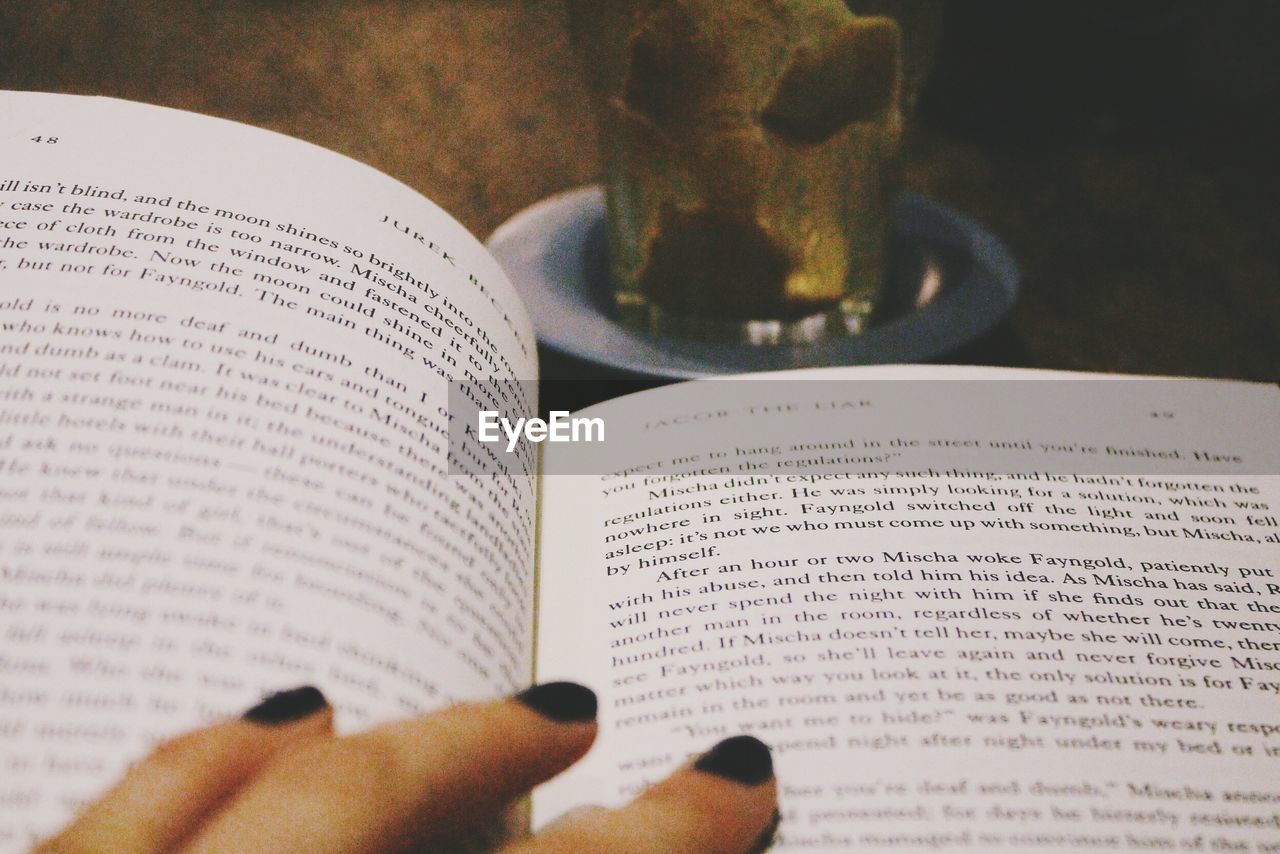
[2,0,1276,380]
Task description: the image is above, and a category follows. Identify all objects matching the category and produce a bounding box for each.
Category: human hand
[37,683,779,853]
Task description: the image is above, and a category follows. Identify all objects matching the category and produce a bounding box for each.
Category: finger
[538,804,607,835]
[182,681,598,853]
[510,735,779,854]
[37,686,332,854]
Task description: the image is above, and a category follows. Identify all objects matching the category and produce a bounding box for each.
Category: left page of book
[0,91,538,847]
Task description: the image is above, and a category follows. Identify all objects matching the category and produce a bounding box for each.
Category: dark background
[3,0,1276,383]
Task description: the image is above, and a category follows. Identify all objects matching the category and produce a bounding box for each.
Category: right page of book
[534,366,1280,852]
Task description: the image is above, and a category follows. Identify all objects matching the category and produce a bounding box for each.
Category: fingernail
[514,682,598,723]
[693,735,773,785]
[243,686,328,725]
[749,808,781,853]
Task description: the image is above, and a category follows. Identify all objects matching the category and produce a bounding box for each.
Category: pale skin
[36,685,779,853]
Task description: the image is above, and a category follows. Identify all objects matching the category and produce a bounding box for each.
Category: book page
[535,367,1280,852]
[0,91,538,846]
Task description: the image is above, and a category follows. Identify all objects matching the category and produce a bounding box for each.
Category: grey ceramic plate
[487,186,1018,380]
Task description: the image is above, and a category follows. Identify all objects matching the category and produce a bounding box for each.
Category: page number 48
[30,135,59,144]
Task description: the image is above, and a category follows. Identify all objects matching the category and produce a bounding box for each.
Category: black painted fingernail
[243,686,328,725]
[693,735,773,785]
[749,808,781,853]
[514,682,598,723]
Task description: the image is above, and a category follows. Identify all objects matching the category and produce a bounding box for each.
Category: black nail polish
[749,808,781,853]
[693,735,773,785]
[514,682,598,723]
[243,686,328,725]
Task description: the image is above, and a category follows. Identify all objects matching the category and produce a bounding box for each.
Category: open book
[2,91,1278,852]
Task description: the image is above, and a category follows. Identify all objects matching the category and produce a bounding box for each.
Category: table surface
[3,1,1275,382]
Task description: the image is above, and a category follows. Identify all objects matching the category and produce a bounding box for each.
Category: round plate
[487,186,1018,379]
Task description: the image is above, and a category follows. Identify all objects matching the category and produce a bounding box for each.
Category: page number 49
[30,135,59,144]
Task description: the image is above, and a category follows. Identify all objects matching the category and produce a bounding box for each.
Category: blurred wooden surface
[2,0,1275,380]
